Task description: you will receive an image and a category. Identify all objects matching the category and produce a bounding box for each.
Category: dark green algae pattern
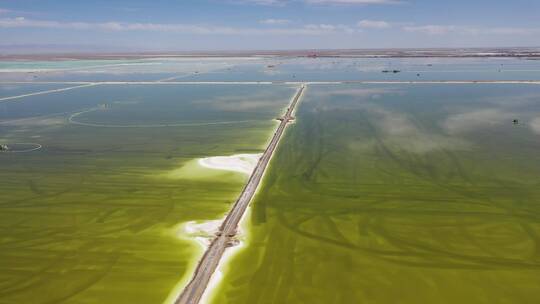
[211,84,540,304]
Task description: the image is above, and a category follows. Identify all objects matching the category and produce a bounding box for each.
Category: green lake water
[2,57,540,304]
[0,84,296,304]
[211,84,540,304]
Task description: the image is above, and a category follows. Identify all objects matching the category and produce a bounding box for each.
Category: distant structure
[307,53,318,58]
[0,144,9,151]
[267,65,276,68]
[382,70,401,73]
[513,119,519,125]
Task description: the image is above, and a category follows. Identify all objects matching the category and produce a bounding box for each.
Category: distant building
[0,144,9,151]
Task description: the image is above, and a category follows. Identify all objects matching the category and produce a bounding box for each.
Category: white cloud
[304,23,356,33]
[4,16,537,39]
[0,17,354,35]
[260,18,291,25]
[357,19,391,29]
[484,27,540,35]
[403,24,540,36]
[403,25,457,35]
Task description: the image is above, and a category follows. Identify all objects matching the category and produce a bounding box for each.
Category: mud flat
[198,154,261,175]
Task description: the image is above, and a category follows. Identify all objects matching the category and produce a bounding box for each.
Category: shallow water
[180,57,540,82]
[0,58,257,82]
[2,57,540,82]
[211,84,540,304]
[0,83,76,98]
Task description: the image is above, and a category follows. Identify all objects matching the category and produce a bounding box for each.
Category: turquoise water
[173,57,540,82]
[0,60,149,71]
[2,57,540,82]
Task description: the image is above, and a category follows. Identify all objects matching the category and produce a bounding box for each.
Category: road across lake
[174,84,306,304]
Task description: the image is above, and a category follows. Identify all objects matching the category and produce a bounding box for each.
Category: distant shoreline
[1,47,540,61]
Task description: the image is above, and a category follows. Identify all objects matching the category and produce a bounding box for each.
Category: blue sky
[1,0,539,52]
